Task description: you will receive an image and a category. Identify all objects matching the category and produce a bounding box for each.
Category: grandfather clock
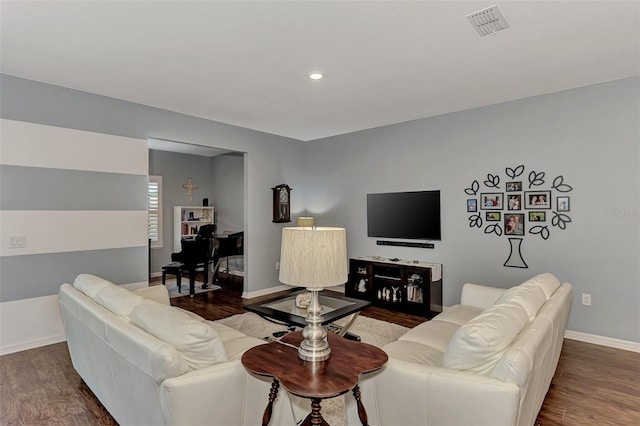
[272,184,292,223]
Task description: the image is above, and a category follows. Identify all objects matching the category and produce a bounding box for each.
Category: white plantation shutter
[148,176,163,248]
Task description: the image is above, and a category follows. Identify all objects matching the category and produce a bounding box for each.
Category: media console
[345,257,443,318]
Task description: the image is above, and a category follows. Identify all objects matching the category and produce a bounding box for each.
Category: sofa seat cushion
[94,284,146,319]
[223,336,267,360]
[130,300,228,370]
[175,306,207,322]
[431,304,484,327]
[443,302,529,374]
[208,321,249,342]
[73,273,115,298]
[383,340,444,366]
[398,320,461,353]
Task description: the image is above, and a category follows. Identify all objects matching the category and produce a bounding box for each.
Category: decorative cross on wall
[182,177,199,203]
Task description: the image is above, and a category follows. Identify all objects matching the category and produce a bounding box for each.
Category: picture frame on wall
[557,196,570,212]
[505,213,525,235]
[524,191,551,209]
[506,181,522,192]
[486,212,501,222]
[480,193,503,210]
[467,199,478,212]
[507,194,522,210]
[529,211,546,222]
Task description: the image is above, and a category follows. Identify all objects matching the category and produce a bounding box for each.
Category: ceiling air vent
[466,5,509,36]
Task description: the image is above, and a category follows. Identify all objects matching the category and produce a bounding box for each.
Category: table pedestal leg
[353,384,369,426]
[262,379,280,426]
[301,398,329,426]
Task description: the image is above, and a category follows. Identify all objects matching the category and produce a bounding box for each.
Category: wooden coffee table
[241,331,387,426]
[244,290,371,338]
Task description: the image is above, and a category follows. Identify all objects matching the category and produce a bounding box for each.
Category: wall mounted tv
[367,190,441,240]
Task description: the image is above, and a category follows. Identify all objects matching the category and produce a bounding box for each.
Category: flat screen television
[367,190,441,240]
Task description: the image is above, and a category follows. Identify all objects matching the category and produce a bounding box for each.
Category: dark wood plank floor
[1,274,638,425]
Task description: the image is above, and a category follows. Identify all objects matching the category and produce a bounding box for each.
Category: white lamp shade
[279,227,347,289]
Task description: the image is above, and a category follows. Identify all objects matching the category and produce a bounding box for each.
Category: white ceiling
[1,1,639,142]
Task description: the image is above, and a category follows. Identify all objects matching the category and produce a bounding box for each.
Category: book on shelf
[406,283,424,303]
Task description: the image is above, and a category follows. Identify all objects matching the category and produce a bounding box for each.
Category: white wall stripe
[0,294,66,355]
[0,119,148,175]
[0,210,148,257]
[0,280,148,355]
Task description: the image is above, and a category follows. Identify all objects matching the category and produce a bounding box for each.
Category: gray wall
[211,153,245,234]
[303,77,639,343]
[1,74,306,295]
[2,73,638,343]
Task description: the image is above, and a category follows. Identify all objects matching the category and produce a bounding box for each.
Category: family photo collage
[466,182,571,236]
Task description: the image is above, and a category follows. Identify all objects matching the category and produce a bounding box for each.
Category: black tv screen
[367,190,441,240]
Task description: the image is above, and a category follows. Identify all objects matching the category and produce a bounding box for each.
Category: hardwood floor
[1,275,638,425]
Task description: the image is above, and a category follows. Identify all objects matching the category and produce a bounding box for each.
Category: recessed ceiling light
[309,72,324,80]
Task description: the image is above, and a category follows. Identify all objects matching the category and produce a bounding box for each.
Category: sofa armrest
[347,359,520,426]
[460,283,507,309]
[161,360,296,426]
[135,285,170,305]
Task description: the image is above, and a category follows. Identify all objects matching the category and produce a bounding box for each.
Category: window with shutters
[148,176,163,248]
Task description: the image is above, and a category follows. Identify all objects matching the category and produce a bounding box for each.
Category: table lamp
[278,227,347,362]
[297,216,315,227]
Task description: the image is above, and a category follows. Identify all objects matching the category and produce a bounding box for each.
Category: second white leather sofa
[347,273,573,426]
[59,274,297,426]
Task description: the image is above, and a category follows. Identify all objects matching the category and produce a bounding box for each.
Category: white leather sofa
[347,273,573,426]
[59,274,297,426]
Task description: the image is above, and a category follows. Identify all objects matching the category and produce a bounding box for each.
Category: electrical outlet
[581,293,592,306]
[9,235,27,249]
[275,261,280,270]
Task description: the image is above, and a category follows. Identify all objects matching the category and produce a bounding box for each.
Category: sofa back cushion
[524,273,561,299]
[59,283,190,386]
[130,300,228,370]
[73,273,115,298]
[443,302,529,374]
[494,283,546,321]
[94,285,146,320]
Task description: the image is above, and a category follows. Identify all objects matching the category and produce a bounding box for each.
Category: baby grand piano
[170,224,216,296]
[215,231,244,276]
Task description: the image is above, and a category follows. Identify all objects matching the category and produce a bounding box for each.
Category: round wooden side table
[241,330,388,426]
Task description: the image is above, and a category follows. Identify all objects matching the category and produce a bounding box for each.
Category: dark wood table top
[241,331,388,399]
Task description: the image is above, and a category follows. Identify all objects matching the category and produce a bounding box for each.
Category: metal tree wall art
[464,165,574,268]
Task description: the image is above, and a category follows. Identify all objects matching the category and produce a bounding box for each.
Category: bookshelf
[173,206,214,252]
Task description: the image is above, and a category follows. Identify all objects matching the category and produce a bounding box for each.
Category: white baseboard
[0,294,67,356]
[564,330,640,353]
[1,333,67,356]
[242,284,292,299]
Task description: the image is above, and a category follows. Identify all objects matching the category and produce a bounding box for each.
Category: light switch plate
[10,235,27,249]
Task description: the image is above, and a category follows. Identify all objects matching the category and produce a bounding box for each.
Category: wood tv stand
[345,257,443,318]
